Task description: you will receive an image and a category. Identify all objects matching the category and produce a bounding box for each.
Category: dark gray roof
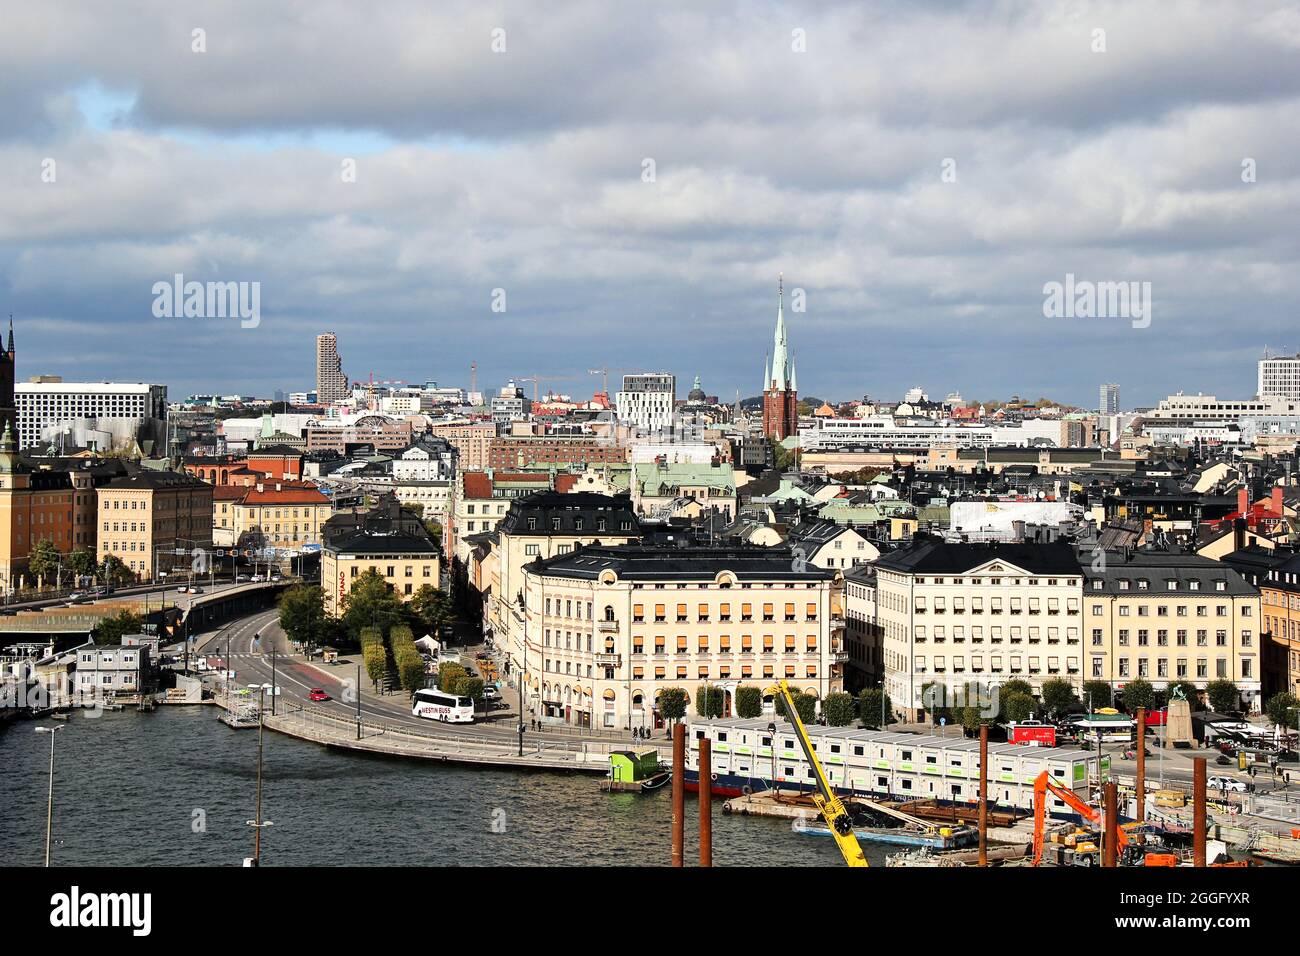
[328,529,440,556]
[874,540,1082,576]
[497,491,640,537]
[1081,549,1257,596]
[526,543,835,582]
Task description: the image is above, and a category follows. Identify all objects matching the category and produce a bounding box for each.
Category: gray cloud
[0,0,1297,406]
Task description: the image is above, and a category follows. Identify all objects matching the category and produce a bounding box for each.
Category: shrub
[734,685,763,718]
[821,692,856,727]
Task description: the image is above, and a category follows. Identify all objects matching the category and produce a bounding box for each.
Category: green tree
[1001,692,1035,723]
[278,585,327,649]
[342,568,406,640]
[858,687,892,729]
[1121,678,1155,713]
[958,705,987,736]
[822,692,856,727]
[922,681,952,723]
[997,679,1034,721]
[1205,679,1240,714]
[68,547,98,583]
[28,539,61,586]
[92,610,144,646]
[734,685,763,719]
[1040,677,1078,717]
[408,584,454,636]
[438,661,468,692]
[695,685,725,720]
[1265,692,1299,733]
[776,691,817,725]
[658,687,689,725]
[98,555,135,589]
[1082,680,1113,710]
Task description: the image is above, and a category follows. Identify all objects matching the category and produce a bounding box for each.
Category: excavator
[1031,771,1249,867]
[775,680,868,867]
[1031,770,1140,867]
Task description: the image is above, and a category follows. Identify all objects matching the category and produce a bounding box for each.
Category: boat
[604,749,670,794]
[792,815,976,849]
[50,712,70,721]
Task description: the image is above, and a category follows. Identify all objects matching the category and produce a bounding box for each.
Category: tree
[1121,678,1155,713]
[1205,679,1240,714]
[822,692,856,727]
[776,691,817,725]
[342,568,406,640]
[1001,692,1035,723]
[408,584,454,636]
[278,585,327,649]
[1265,692,1299,733]
[859,688,892,729]
[921,681,952,723]
[68,547,98,583]
[695,685,725,720]
[1082,680,1113,710]
[997,679,1034,721]
[98,555,135,589]
[92,610,144,646]
[658,687,688,725]
[1040,678,1078,717]
[438,661,468,693]
[734,685,763,719]
[451,675,485,700]
[28,539,61,586]
[958,705,986,736]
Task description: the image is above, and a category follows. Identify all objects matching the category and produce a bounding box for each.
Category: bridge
[0,580,296,638]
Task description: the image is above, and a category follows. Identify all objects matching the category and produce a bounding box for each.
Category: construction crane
[774,679,868,867]
[516,375,571,403]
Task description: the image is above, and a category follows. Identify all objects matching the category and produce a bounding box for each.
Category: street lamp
[35,725,62,867]
[246,683,275,866]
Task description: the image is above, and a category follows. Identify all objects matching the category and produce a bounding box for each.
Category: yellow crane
[775,680,868,867]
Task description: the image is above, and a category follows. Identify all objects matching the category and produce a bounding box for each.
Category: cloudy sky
[2,0,1298,408]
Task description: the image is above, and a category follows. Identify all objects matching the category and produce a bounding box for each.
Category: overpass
[0,580,296,639]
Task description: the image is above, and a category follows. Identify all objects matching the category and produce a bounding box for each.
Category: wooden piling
[672,722,685,867]
[1135,707,1146,823]
[1102,781,1118,868]
[1193,757,1207,867]
[978,723,988,867]
[699,737,712,867]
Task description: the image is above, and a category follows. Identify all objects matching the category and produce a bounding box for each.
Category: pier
[262,703,639,772]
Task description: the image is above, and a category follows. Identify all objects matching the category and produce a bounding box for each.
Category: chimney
[276,482,282,492]
[1234,516,1246,553]
[1237,486,1248,516]
[256,482,264,493]
[1272,485,1283,517]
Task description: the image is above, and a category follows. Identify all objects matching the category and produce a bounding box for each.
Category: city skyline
[3,2,1299,404]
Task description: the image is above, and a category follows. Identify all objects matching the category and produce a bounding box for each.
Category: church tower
[762,277,798,440]
[0,318,14,441]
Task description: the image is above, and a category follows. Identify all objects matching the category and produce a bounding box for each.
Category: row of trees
[673,685,865,728]
[277,571,457,653]
[27,542,135,591]
[389,624,426,694]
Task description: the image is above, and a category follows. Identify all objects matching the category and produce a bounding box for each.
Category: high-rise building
[616,373,675,432]
[1258,352,1300,400]
[1099,382,1120,415]
[315,333,348,403]
[15,381,168,454]
[762,276,798,440]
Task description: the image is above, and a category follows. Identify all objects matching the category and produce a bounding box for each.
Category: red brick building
[762,277,798,440]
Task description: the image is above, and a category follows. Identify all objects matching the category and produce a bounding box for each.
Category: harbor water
[0,708,889,867]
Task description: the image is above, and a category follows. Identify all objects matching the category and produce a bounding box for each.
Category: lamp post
[35,725,61,867]
[246,683,274,865]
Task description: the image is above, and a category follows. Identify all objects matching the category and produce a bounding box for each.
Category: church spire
[770,274,790,390]
[6,315,12,355]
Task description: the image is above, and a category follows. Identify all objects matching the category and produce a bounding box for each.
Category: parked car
[1207,775,1250,793]
[176,586,189,593]
[236,574,250,582]
[483,686,500,701]
[308,688,331,702]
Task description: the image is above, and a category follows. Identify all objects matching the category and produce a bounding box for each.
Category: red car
[308,688,331,702]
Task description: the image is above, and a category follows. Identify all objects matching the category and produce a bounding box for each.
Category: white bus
[411,688,475,724]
